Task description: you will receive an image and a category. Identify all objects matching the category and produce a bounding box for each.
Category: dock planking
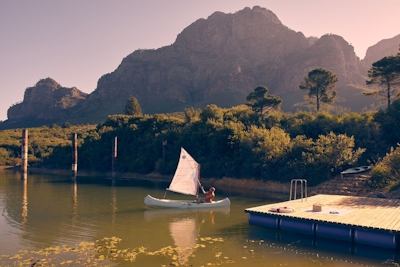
[245,194,400,232]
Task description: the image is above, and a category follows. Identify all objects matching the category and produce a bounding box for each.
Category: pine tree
[365,53,400,108]
[299,68,338,112]
[124,97,142,116]
[246,86,282,121]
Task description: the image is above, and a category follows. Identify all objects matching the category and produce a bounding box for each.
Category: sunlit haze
[0,0,399,121]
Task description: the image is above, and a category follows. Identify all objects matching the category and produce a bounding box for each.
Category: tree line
[29,102,393,186]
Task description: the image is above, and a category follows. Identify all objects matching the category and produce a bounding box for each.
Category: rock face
[3,6,400,127]
[75,6,369,119]
[362,34,400,69]
[77,6,313,116]
[7,78,87,122]
[279,34,365,93]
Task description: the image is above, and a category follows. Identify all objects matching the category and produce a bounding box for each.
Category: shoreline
[3,166,290,200]
[2,166,397,200]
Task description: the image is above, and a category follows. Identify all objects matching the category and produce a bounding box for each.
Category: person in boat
[196,187,215,203]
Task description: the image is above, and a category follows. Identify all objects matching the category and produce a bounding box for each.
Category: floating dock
[245,194,400,249]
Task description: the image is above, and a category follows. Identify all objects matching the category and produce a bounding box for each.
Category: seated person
[196,187,215,203]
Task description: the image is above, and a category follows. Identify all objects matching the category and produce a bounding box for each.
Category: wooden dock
[245,194,400,249]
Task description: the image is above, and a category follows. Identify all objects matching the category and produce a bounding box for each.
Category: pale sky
[1,0,399,122]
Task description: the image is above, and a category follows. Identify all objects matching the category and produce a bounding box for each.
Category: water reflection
[248,227,400,264]
[111,186,117,230]
[72,178,78,226]
[144,207,229,264]
[21,178,28,227]
[169,218,197,265]
[2,171,396,266]
[20,171,28,228]
[143,206,230,221]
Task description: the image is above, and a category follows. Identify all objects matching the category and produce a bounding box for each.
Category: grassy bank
[0,166,14,170]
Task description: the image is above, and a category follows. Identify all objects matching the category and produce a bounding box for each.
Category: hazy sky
[1,0,399,122]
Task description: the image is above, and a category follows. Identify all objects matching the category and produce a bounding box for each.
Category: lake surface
[0,170,397,266]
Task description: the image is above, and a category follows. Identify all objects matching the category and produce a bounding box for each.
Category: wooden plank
[388,211,400,230]
[371,205,400,229]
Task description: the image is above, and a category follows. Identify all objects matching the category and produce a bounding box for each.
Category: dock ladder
[289,179,307,201]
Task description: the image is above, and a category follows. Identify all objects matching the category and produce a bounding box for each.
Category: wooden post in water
[112,136,117,178]
[21,129,28,179]
[71,133,78,177]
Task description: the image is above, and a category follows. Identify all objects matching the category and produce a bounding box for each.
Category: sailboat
[144,147,230,208]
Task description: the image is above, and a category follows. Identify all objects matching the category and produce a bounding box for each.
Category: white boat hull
[341,166,371,175]
[144,194,230,209]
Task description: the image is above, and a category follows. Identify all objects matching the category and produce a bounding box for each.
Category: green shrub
[369,145,400,189]
[369,165,391,189]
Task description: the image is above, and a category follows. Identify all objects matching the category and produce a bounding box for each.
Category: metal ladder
[289,179,307,201]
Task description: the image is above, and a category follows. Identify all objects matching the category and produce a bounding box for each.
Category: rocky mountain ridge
[362,34,400,69]
[2,6,399,129]
[7,78,87,123]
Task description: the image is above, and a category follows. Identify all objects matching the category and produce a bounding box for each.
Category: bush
[368,165,391,189]
[369,145,400,189]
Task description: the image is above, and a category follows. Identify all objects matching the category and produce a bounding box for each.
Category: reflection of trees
[2,175,102,247]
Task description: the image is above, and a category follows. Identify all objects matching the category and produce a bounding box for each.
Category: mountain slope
[6,78,87,127]
[2,6,399,128]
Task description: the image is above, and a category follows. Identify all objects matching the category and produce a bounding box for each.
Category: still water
[0,170,397,266]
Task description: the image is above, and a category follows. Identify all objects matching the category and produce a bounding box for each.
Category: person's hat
[210,187,215,192]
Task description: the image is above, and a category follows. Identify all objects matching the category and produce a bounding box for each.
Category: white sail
[167,148,200,196]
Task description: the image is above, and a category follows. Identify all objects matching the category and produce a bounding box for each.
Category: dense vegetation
[0,123,96,167]
[1,100,398,186]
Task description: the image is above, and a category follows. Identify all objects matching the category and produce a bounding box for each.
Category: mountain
[5,78,87,128]
[361,34,400,71]
[73,6,313,120]
[2,6,400,129]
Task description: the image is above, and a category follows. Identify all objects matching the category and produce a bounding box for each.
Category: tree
[299,68,338,112]
[373,98,400,146]
[365,53,400,109]
[200,104,224,122]
[184,107,201,123]
[246,86,282,121]
[369,144,400,189]
[62,122,71,128]
[124,97,142,116]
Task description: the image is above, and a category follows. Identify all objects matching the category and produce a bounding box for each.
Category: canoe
[144,148,231,209]
[340,166,371,176]
[144,194,231,209]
